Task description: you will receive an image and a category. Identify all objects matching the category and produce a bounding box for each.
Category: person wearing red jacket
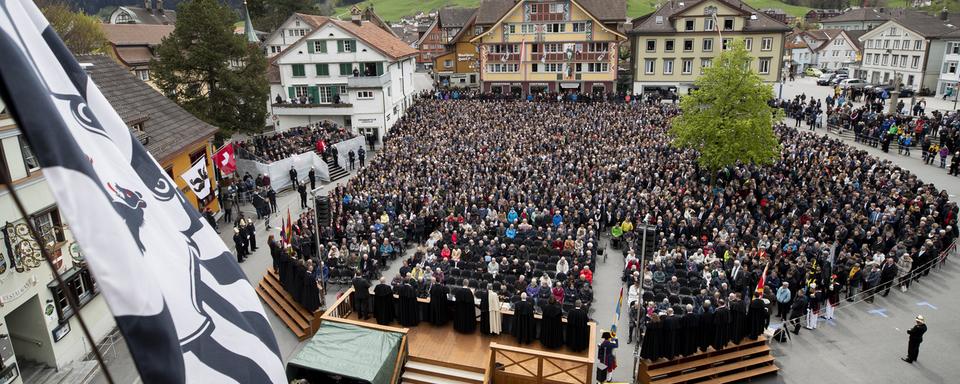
[580,266,593,284]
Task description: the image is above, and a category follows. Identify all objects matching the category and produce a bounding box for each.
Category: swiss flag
[213,143,236,175]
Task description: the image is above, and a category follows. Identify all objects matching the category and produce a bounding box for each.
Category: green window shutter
[340,63,352,76]
[308,86,319,104]
[292,64,305,77]
[316,64,329,76]
[319,41,327,53]
[307,41,315,54]
[288,87,295,99]
[330,85,339,98]
[337,40,344,53]
[349,39,357,52]
[376,62,384,76]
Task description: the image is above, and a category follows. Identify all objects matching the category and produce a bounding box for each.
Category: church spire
[243,0,258,44]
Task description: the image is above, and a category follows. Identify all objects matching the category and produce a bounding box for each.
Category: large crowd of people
[245,92,958,364]
[236,121,355,163]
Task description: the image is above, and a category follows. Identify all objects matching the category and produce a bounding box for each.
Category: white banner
[180,156,212,200]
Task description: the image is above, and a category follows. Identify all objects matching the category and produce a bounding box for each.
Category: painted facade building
[630,0,790,94]
[432,8,481,88]
[0,100,114,384]
[470,0,627,95]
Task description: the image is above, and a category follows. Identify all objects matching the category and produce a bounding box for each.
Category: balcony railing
[485,52,521,62]
[529,51,607,62]
[347,73,391,88]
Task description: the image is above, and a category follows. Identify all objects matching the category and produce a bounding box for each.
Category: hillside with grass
[334,0,815,21]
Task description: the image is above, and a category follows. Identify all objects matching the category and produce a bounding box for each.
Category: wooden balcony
[530,51,607,62]
[486,52,521,62]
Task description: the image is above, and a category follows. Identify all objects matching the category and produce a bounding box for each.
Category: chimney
[350,6,362,26]
[941,8,949,21]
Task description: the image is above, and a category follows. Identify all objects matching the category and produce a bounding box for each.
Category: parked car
[830,74,849,85]
[868,84,915,98]
[840,78,867,89]
[804,67,823,77]
[835,68,849,75]
[817,73,836,86]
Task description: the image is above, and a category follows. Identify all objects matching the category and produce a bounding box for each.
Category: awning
[560,82,580,89]
[286,321,404,384]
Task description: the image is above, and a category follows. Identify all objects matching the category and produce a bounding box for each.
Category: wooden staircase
[401,356,484,384]
[638,337,778,384]
[256,268,320,341]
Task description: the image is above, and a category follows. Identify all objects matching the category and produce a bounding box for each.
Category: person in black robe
[397,279,420,326]
[301,264,321,312]
[352,272,371,319]
[680,305,700,356]
[713,300,732,351]
[747,296,768,340]
[283,254,299,295]
[428,278,449,326]
[565,300,590,352]
[698,301,714,353]
[291,261,306,305]
[539,297,563,349]
[729,294,747,345]
[512,293,536,344]
[373,277,395,325]
[453,280,476,333]
[661,308,680,359]
[640,312,662,361]
[478,284,491,334]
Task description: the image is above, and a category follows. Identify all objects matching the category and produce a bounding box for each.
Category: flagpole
[0,170,115,384]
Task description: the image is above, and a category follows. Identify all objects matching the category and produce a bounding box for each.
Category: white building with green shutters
[267,11,417,143]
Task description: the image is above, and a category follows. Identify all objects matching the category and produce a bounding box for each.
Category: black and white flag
[180,156,212,200]
[0,1,285,383]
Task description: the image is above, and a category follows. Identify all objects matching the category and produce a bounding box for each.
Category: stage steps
[324,157,350,182]
[402,357,484,384]
[20,360,99,384]
[255,268,317,341]
[639,337,778,384]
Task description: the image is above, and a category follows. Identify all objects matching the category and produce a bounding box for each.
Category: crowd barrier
[235,151,330,192]
[778,239,956,330]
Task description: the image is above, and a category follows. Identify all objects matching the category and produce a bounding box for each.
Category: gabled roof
[841,29,868,51]
[272,18,418,63]
[75,54,216,163]
[115,6,176,25]
[476,0,625,25]
[891,12,960,38]
[819,7,904,24]
[446,12,479,45]
[804,29,841,42]
[439,7,478,28]
[101,24,174,46]
[630,0,791,35]
[414,18,440,47]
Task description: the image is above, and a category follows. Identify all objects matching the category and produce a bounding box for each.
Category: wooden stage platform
[346,312,590,371]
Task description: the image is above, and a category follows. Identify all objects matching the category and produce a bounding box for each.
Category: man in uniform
[902,315,927,363]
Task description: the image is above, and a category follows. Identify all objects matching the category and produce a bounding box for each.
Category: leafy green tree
[247,0,323,32]
[41,4,108,54]
[669,40,782,179]
[151,0,268,134]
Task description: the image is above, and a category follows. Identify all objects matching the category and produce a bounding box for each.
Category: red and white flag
[213,143,236,175]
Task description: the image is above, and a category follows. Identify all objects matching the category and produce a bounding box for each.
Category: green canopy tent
[287,321,405,384]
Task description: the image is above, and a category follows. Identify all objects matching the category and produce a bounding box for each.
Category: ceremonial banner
[180,156,212,200]
[0,1,284,383]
